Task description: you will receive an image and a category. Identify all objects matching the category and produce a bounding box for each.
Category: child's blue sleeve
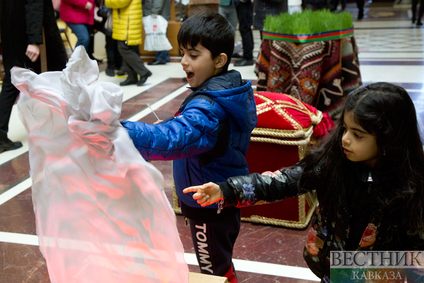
[120,102,221,160]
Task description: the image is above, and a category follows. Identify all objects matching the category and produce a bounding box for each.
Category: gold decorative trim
[240,194,318,229]
[251,136,311,146]
[252,126,314,139]
[254,93,323,129]
[306,191,318,208]
[256,106,273,116]
[299,194,306,222]
[298,144,307,160]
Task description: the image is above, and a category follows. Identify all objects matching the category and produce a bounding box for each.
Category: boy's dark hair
[300,82,424,236]
[177,12,235,72]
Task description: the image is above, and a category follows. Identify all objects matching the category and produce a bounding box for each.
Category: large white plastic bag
[143,15,173,51]
[11,46,189,283]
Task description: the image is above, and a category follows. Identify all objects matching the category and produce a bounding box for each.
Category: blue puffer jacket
[121,70,257,208]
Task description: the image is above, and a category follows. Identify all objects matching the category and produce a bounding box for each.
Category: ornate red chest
[241,92,334,228]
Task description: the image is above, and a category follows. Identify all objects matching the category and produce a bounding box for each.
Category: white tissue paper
[11,46,189,283]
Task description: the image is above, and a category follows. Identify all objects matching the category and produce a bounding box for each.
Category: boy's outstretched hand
[183,182,223,207]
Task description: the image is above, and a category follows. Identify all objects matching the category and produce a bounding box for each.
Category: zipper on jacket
[186,159,192,186]
[126,14,130,44]
[367,171,373,193]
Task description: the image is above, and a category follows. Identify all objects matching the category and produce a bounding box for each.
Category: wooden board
[189,272,229,283]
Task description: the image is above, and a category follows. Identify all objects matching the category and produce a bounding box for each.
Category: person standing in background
[143,0,172,66]
[253,0,287,37]
[331,0,346,12]
[96,0,125,76]
[188,0,220,16]
[106,0,152,86]
[0,0,68,153]
[219,0,238,32]
[60,0,95,52]
[412,0,424,26]
[234,0,254,66]
[219,0,241,58]
[353,0,365,20]
[303,0,329,11]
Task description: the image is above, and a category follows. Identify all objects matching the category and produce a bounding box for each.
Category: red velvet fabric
[241,92,334,227]
[253,91,334,138]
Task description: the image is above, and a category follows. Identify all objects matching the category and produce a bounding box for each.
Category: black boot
[137,71,152,86]
[119,78,137,86]
[105,67,115,77]
[0,138,22,153]
[116,66,126,76]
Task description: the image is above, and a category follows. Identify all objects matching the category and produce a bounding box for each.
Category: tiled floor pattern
[1,1,424,282]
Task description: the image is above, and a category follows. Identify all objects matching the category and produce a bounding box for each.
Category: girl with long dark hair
[184,82,424,282]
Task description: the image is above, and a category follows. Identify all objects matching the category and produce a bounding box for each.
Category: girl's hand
[85,2,93,9]
[183,182,223,207]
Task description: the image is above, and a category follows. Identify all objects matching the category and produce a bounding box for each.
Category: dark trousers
[117,41,150,81]
[182,203,241,278]
[331,0,346,11]
[156,50,170,63]
[412,0,424,23]
[236,1,254,60]
[0,75,20,141]
[105,35,123,70]
[356,0,364,13]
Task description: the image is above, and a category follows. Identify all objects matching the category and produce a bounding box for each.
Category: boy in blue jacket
[121,12,257,282]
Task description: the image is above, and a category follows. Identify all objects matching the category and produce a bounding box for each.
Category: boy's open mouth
[186,72,194,79]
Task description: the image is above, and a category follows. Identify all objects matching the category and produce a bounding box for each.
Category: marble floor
[1,1,424,282]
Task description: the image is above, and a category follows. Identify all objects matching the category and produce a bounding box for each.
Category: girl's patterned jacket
[219,163,424,281]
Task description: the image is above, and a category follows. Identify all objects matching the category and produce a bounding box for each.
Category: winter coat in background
[60,0,96,25]
[105,0,142,45]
